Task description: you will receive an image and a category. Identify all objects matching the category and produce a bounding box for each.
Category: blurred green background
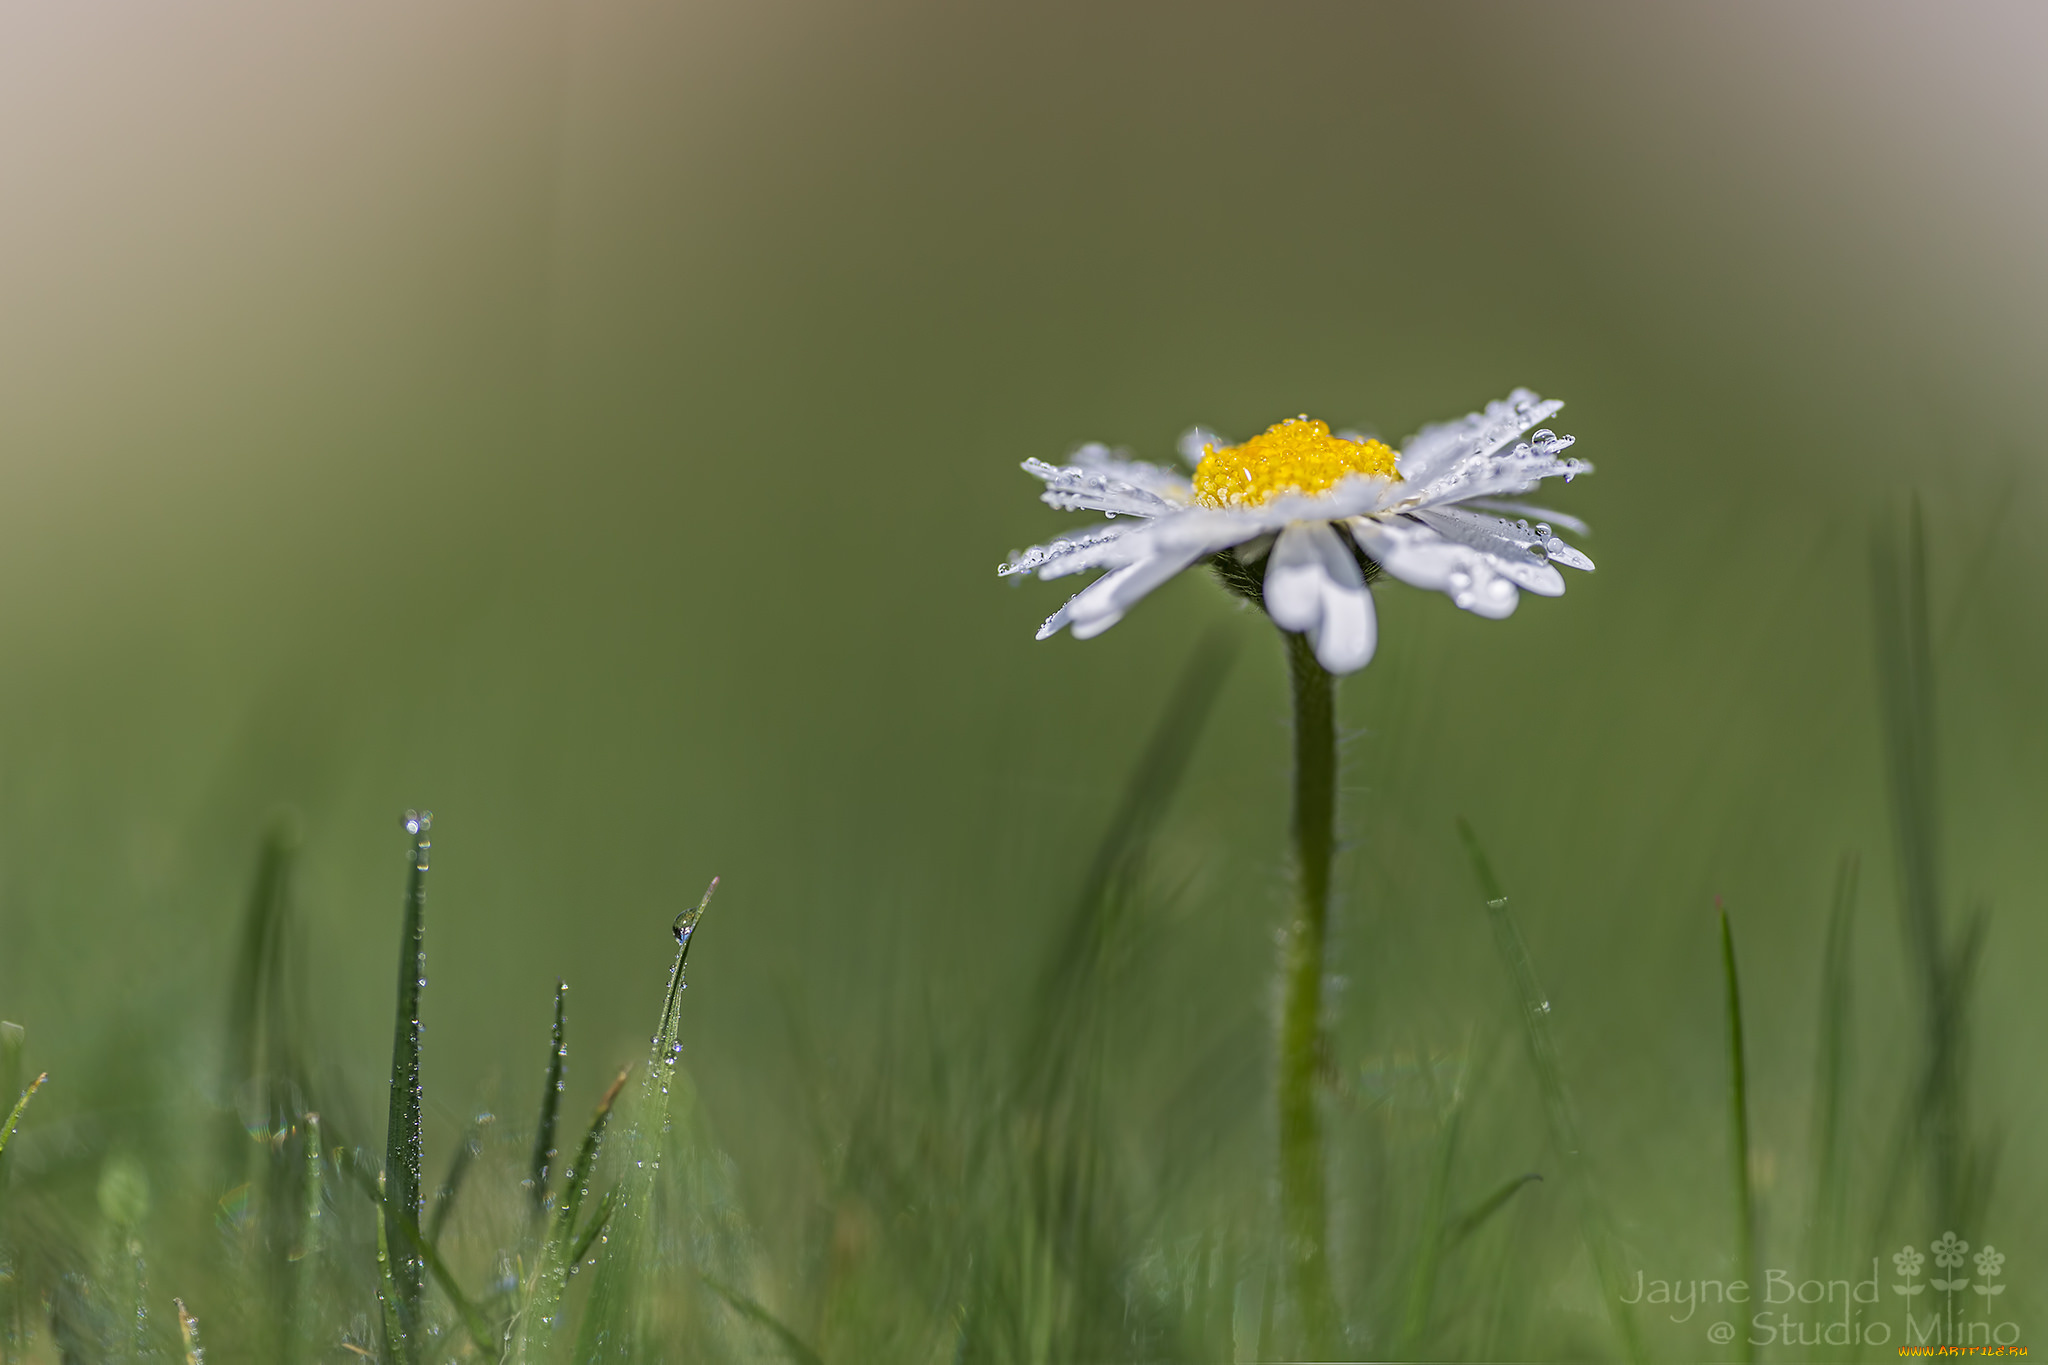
[0,0,2043,1351]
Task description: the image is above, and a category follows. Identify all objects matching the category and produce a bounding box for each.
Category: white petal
[1067,554,1188,639]
[1398,433,1592,511]
[1069,443,1194,503]
[1022,457,1179,517]
[1546,537,1595,572]
[999,522,1142,580]
[1035,598,1074,640]
[1263,523,1338,633]
[1177,427,1229,469]
[1263,524,1377,672]
[1347,515,1522,619]
[1314,577,1378,674]
[1463,499,1590,537]
[1411,507,1567,596]
[1040,512,1256,642]
[1414,506,1594,577]
[1395,389,1564,488]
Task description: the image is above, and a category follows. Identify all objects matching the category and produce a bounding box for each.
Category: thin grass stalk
[1872,503,1976,1231]
[572,878,716,1362]
[0,1073,44,1170]
[222,823,299,1179]
[1804,856,1856,1276]
[1276,630,1340,1356]
[174,1298,203,1364]
[530,981,569,1219]
[382,812,432,1356]
[1395,1097,1463,1358]
[1444,1172,1542,1252]
[288,1112,323,1364]
[427,1113,493,1246]
[1720,907,1758,1365]
[511,1066,626,1362]
[1458,819,1646,1363]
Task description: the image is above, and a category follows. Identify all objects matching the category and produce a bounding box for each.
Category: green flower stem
[1279,628,1340,1355]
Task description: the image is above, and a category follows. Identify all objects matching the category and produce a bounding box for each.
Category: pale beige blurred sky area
[3,0,2044,484]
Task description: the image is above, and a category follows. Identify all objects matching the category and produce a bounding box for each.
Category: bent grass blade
[0,1071,44,1160]
[572,877,718,1362]
[1458,818,1646,1364]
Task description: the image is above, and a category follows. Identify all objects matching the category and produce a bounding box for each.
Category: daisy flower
[1000,389,1595,673]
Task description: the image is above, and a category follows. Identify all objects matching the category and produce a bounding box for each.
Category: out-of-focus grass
[0,536,2018,1360]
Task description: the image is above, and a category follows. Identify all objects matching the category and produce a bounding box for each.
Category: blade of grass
[174,1298,204,1364]
[556,1067,628,1254]
[427,1111,495,1246]
[529,980,568,1219]
[698,1272,825,1365]
[1,1021,22,1139]
[0,1071,45,1159]
[1394,1093,1464,1358]
[222,820,300,1177]
[1721,905,1758,1365]
[375,1177,408,1365]
[572,877,719,1361]
[382,811,432,1350]
[1804,856,1857,1275]
[1458,818,1645,1364]
[1444,1172,1543,1252]
[1872,501,1985,1232]
[1004,633,1234,1359]
[510,1065,629,1362]
[567,1186,617,1267]
[337,1137,502,1360]
[383,1189,501,1358]
[288,1111,324,1364]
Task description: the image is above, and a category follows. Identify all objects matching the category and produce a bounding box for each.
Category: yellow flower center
[1190,416,1400,509]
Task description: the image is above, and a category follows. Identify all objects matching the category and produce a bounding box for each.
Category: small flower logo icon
[1930,1232,1971,1293]
[1974,1245,2006,1299]
[1894,1246,1926,1279]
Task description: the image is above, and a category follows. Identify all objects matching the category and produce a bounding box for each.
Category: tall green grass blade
[0,1072,45,1161]
[1394,1094,1463,1358]
[1444,1172,1542,1251]
[174,1297,204,1364]
[1720,906,1758,1365]
[382,811,432,1349]
[288,1112,324,1364]
[427,1112,494,1246]
[530,980,569,1218]
[1022,629,1233,1069]
[0,1021,22,1136]
[375,1174,408,1365]
[557,1067,627,1257]
[698,1273,824,1365]
[222,819,301,1177]
[338,1130,500,1360]
[1001,632,1233,1361]
[383,1189,501,1358]
[1871,501,1985,1232]
[1804,856,1857,1275]
[1458,818,1645,1364]
[572,877,718,1362]
[567,1187,616,1266]
[510,1065,628,1361]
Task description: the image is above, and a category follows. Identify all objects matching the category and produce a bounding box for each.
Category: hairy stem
[1278,629,1340,1355]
